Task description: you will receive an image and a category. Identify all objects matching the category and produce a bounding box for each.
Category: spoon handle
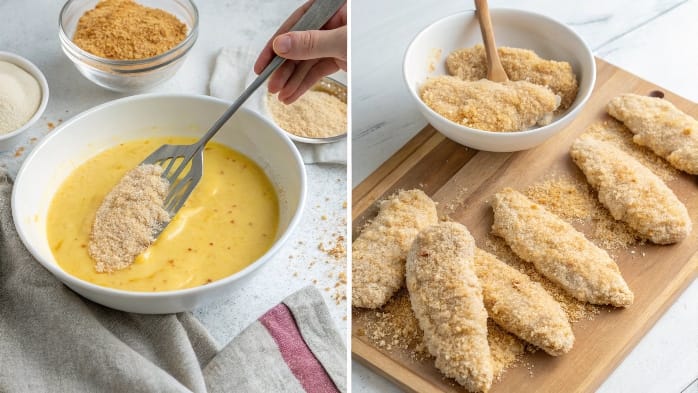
[474,0,509,82]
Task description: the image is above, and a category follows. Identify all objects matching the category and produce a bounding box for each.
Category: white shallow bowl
[0,51,49,151]
[403,9,596,152]
[12,94,306,314]
[254,72,348,144]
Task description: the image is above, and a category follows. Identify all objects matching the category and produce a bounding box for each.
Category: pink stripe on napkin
[259,303,339,393]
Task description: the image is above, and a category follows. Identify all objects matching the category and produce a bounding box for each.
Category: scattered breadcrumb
[354,290,525,379]
[524,176,639,250]
[584,119,678,181]
[319,235,346,260]
[88,164,170,272]
[443,185,469,216]
[487,320,525,379]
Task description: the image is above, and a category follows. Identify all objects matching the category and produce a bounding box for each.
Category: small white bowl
[261,75,348,145]
[403,9,596,152]
[0,51,49,151]
[12,94,306,314]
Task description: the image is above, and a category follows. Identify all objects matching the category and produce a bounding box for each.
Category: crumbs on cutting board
[524,175,640,251]
[442,185,469,216]
[354,290,525,378]
[584,119,678,181]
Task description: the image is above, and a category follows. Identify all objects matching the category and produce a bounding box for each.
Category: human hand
[254,0,347,104]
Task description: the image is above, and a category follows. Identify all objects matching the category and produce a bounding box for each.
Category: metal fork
[141,0,346,236]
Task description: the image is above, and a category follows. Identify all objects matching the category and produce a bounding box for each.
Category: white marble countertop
[351,0,698,392]
[0,0,347,353]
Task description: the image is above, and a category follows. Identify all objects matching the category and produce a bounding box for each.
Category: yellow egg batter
[47,137,279,292]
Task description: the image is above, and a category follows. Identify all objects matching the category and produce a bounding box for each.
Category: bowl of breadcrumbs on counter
[266,77,347,144]
[59,0,198,92]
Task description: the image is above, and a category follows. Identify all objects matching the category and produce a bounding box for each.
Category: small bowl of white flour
[0,52,49,151]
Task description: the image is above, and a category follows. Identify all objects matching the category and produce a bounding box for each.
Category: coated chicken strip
[607,93,698,174]
[406,222,493,392]
[491,188,634,307]
[570,136,691,244]
[420,76,560,132]
[446,45,579,110]
[352,189,438,309]
[474,249,574,356]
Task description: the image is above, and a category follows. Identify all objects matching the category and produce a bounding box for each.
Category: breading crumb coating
[570,136,691,244]
[474,249,574,356]
[491,188,634,307]
[352,189,438,308]
[607,93,698,175]
[406,222,493,392]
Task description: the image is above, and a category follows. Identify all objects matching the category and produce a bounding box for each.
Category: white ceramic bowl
[256,72,348,144]
[12,94,306,314]
[0,51,49,151]
[403,9,596,152]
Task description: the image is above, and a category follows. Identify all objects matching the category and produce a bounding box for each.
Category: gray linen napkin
[0,171,346,393]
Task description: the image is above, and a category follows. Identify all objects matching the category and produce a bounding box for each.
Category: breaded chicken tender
[420,76,560,132]
[491,188,634,307]
[570,136,691,244]
[446,45,579,110]
[352,189,438,309]
[406,222,493,392]
[474,249,574,356]
[607,93,698,174]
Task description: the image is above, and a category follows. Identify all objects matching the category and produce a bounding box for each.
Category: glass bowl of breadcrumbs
[59,0,198,92]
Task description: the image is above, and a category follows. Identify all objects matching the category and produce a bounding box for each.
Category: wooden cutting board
[351,58,698,393]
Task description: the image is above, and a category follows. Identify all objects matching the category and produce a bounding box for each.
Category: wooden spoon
[474,0,509,82]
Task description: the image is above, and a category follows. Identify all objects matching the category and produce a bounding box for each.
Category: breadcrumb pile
[73,0,187,60]
[267,88,347,139]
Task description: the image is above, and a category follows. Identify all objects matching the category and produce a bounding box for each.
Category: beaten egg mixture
[47,137,279,291]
